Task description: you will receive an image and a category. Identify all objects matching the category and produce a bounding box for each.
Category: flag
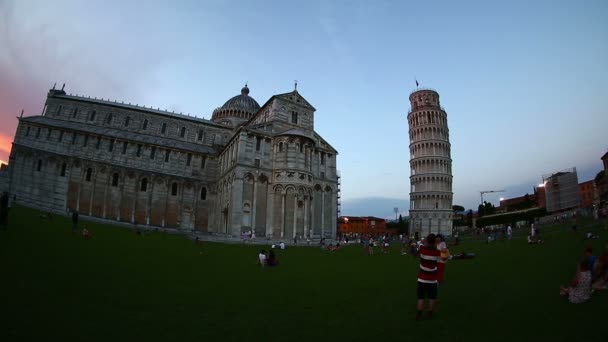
[415,79,419,87]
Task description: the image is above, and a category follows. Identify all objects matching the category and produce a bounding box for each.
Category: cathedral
[6,84,339,239]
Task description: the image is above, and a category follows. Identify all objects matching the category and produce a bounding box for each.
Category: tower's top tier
[409,89,440,111]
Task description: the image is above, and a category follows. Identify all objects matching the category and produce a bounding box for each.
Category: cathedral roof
[20,116,218,155]
[215,86,261,114]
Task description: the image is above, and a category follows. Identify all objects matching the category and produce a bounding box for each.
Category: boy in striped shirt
[416,233,443,320]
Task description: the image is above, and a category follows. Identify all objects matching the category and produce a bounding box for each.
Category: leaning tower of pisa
[407,88,453,237]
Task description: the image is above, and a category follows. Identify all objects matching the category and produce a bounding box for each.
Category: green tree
[452,205,465,212]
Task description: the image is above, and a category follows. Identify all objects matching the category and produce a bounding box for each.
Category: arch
[314,184,323,192]
[324,185,332,192]
[85,167,93,182]
[244,172,255,183]
[171,182,178,196]
[273,184,284,193]
[140,178,148,192]
[111,173,119,186]
[200,187,207,200]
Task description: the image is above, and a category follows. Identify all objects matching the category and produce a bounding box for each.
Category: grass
[0,205,606,342]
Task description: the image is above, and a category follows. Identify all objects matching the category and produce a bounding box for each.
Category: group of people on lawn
[560,245,608,303]
[257,249,279,266]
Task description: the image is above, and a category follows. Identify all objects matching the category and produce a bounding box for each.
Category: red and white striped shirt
[417,245,440,283]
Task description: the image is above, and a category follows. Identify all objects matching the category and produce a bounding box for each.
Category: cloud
[0,0,174,163]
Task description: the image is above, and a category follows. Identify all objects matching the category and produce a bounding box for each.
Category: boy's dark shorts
[417,281,438,300]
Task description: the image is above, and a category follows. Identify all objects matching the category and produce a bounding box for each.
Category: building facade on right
[407,89,453,237]
[543,167,580,212]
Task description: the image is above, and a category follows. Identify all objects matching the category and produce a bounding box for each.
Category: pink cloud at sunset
[0,132,13,163]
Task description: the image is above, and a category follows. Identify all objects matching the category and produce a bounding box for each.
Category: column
[280,193,286,238]
[231,178,243,236]
[131,178,137,224]
[292,195,297,239]
[162,181,169,227]
[331,191,337,238]
[309,195,314,238]
[251,179,257,232]
[102,173,109,218]
[303,195,309,239]
[146,176,154,226]
[266,189,274,238]
[89,166,99,216]
[321,190,325,237]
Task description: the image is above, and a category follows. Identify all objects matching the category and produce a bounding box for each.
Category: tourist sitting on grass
[82,226,90,239]
[560,258,592,303]
[585,232,599,240]
[452,252,475,260]
[267,250,279,266]
[527,235,543,244]
[258,249,267,266]
[279,241,286,250]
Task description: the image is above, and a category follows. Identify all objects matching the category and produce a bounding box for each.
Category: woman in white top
[436,235,448,283]
[258,250,267,266]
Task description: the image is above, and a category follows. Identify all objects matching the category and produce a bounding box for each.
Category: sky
[0,0,607,218]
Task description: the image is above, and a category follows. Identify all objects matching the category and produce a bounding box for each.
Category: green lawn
[0,206,606,342]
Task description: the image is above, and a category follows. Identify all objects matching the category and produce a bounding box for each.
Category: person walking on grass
[71,211,79,234]
[507,225,513,240]
[416,233,445,320]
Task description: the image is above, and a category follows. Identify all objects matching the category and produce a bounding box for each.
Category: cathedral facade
[7,85,338,239]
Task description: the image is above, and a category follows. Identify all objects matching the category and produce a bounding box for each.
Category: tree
[452,205,465,227]
[452,205,465,213]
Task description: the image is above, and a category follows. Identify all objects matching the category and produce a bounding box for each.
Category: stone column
[76,171,82,212]
[308,195,315,239]
[131,178,137,224]
[146,176,154,226]
[303,195,309,239]
[231,178,244,237]
[251,179,257,232]
[162,180,169,228]
[321,190,325,237]
[293,195,297,239]
[266,188,274,238]
[89,169,96,216]
[331,190,337,238]
[280,193,286,238]
[102,172,109,218]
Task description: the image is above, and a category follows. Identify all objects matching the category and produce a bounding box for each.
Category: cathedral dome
[217,86,260,114]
